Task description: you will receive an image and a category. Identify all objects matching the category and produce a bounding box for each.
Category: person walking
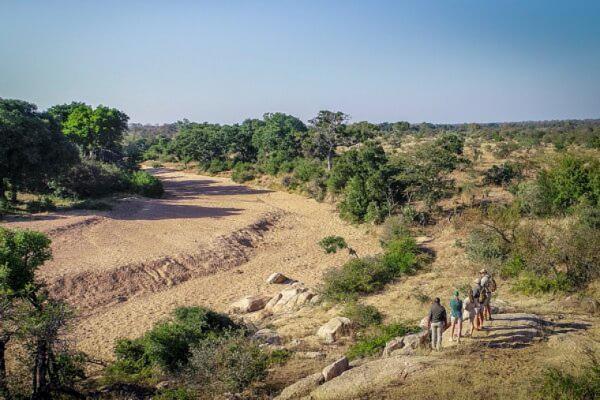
[463,291,477,336]
[472,278,484,330]
[449,290,463,342]
[428,297,448,351]
[479,269,496,321]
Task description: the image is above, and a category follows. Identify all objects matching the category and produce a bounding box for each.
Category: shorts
[483,293,492,306]
[451,315,462,324]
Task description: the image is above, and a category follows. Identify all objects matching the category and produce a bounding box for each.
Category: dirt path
[1,168,381,359]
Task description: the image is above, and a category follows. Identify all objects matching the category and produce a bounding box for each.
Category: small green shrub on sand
[346,323,420,360]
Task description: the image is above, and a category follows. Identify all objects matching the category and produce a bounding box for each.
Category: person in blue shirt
[449,290,463,342]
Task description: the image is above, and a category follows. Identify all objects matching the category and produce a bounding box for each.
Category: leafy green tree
[56,103,129,160]
[172,123,226,167]
[252,113,307,173]
[308,110,350,170]
[0,99,78,202]
[0,227,52,399]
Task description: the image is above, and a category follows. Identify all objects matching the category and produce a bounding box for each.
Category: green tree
[0,227,52,399]
[252,113,307,173]
[0,99,77,202]
[57,103,129,160]
[308,110,350,170]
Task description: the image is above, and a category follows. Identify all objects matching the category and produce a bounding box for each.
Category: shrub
[26,196,56,213]
[465,227,510,265]
[293,158,324,182]
[346,323,420,360]
[379,216,410,246]
[186,334,268,395]
[512,271,572,295]
[231,162,256,183]
[342,302,383,328]
[318,236,348,254]
[381,236,418,275]
[204,159,231,174]
[129,171,164,198]
[536,354,600,399]
[267,349,292,366]
[483,162,521,186]
[58,160,129,198]
[321,257,388,302]
[108,307,239,376]
[499,254,526,279]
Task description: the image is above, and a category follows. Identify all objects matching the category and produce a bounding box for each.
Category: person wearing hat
[480,269,493,321]
[472,277,484,330]
[449,290,463,342]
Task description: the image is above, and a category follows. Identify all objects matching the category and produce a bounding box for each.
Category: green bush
[186,334,268,395]
[379,216,410,246]
[512,271,572,295]
[267,349,292,366]
[58,160,129,198]
[318,235,348,254]
[536,355,600,399]
[483,162,521,186]
[204,159,231,174]
[107,307,239,377]
[129,171,164,198]
[321,257,388,302]
[465,227,510,265]
[500,254,526,279]
[231,162,256,183]
[525,154,600,216]
[26,196,56,213]
[381,236,418,275]
[342,302,383,328]
[346,323,420,360]
[293,158,324,182]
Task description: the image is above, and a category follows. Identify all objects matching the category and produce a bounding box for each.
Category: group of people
[427,269,497,351]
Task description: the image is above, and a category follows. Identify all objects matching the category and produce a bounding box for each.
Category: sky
[1,0,599,124]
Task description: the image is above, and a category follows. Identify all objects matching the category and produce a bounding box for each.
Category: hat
[454,290,459,296]
[480,268,487,274]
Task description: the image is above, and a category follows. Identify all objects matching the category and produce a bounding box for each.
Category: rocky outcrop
[309,355,432,399]
[275,372,324,400]
[266,283,316,312]
[317,317,353,343]
[267,272,289,284]
[229,295,271,313]
[383,330,429,357]
[252,328,282,345]
[322,357,350,381]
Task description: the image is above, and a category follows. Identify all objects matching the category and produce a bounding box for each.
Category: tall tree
[53,103,129,160]
[308,110,350,170]
[0,99,78,202]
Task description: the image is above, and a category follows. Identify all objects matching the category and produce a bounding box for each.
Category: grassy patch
[346,323,420,360]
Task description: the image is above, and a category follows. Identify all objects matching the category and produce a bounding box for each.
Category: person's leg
[436,324,443,350]
[430,323,437,350]
[457,317,462,343]
[450,317,456,341]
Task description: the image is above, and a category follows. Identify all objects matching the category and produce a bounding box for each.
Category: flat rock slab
[310,355,434,400]
[474,313,544,349]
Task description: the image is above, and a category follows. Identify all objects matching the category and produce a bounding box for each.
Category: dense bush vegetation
[0,98,164,213]
[346,322,420,360]
[536,352,600,400]
[321,234,421,302]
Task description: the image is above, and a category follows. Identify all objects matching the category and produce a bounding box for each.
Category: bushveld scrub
[321,233,422,302]
[536,351,600,400]
[129,170,164,198]
[342,302,383,328]
[346,323,420,360]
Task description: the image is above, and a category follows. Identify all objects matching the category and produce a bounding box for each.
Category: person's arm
[428,308,433,328]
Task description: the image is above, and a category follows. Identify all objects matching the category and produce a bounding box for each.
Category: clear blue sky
[1,0,599,124]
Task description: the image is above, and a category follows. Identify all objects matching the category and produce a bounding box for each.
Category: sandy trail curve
[2,168,380,359]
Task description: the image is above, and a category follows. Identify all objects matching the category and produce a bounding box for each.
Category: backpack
[488,276,497,292]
